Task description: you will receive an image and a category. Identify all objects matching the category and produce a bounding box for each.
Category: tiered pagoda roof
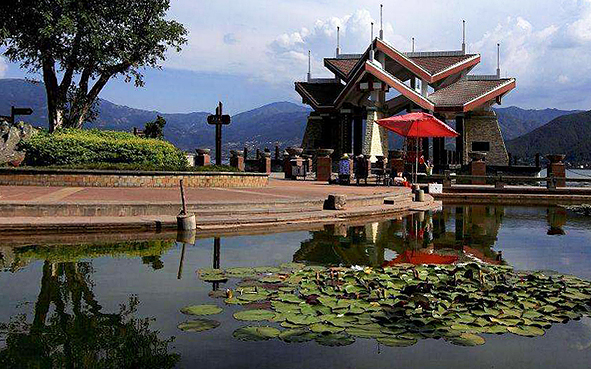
[295,37,515,115]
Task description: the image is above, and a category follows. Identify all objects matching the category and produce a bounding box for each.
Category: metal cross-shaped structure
[0,106,33,124]
[207,102,231,165]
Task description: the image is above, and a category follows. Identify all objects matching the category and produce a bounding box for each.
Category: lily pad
[177,319,220,332]
[233,309,276,322]
[377,336,417,347]
[309,323,345,333]
[446,333,486,346]
[233,326,281,341]
[278,329,317,343]
[180,304,223,316]
[507,326,545,337]
[315,333,355,346]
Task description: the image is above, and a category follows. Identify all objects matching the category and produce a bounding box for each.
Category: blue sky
[2,0,591,114]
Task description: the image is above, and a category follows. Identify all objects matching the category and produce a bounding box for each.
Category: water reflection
[294,206,506,267]
[0,261,179,368]
[547,207,567,235]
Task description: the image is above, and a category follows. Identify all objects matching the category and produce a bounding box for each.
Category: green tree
[0,0,187,132]
[144,115,167,139]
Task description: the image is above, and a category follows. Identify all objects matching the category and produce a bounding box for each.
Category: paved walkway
[0,177,398,204]
[0,178,437,234]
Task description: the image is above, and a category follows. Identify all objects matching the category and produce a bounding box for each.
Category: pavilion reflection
[293,205,506,267]
[0,260,179,368]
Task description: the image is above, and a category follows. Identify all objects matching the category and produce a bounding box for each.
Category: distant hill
[494,106,582,140]
[506,110,591,164]
[0,78,580,154]
[0,79,310,152]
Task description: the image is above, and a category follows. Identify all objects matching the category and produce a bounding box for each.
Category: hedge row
[20,129,189,168]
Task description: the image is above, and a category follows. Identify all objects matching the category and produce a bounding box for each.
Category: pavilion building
[295,25,516,168]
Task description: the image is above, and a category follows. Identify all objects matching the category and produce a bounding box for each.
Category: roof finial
[336,26,341,57]
[496,43,501,78]
[307,50,311,82]
[412,37,415,52]
[370,22,375,61]
[462,20,466,54]
[379,4,384,40]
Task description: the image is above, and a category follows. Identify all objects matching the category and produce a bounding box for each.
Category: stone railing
[0,167,269,188]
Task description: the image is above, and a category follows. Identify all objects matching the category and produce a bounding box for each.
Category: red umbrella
[376,112,459,138]
[376,112,458,183]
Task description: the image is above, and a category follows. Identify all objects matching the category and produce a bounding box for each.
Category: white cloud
[156,0,591,109]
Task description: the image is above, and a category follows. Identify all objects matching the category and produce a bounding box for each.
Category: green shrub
[39,163,240,172]
[20,128,188,168]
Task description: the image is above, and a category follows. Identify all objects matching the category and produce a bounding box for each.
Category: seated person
[390,172,409,187]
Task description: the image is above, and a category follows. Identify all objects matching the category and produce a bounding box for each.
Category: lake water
[1,205,591,368]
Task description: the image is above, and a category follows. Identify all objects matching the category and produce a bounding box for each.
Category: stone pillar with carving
[362,107,388,162]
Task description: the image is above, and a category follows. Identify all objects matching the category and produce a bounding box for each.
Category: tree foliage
[144,115,166,139]
[0,0,188,132]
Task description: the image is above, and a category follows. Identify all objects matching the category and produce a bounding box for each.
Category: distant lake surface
[1,205,591,369]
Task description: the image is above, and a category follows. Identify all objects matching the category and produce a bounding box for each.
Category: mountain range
[506,110,591,164]
[0,78,583,157]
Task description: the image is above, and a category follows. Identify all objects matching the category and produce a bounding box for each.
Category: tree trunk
[42,56,66,133]
[47,99,65,132]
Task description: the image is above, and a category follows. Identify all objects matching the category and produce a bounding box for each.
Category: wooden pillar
[433,138,441,167]
[455,115,464,164]
[422,138,429,161]
[353,113,363,156]
[343,114,353,154]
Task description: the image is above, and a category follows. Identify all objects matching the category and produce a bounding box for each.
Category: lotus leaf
[275,293,301,303]
[180,304,223,316]
[346,326,387,339]
[233,326,280,341]
[286,314,320,325]
[254,267,281,274]
[278,329,317,343]
[260,275,284,283]
[310,323,345,333]
[507,326,545,337]
[377,336,417,347]
[315,333,355,347]
[446,333,486,346]
[233,309,276,322]
[177,319,220,332]
[226,267,256,277]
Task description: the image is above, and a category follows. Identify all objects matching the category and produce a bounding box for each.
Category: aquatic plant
[189,262,591,347]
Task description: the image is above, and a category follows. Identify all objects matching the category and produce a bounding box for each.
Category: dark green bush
[40,163,240,172]
[20,128,188,168]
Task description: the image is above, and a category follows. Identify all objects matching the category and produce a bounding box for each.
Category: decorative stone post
[195,148,211,167]
[259,151,272,174]
[284,147,303,180]
[230,150,245,172]
[469,152,486,185]
[546,154,566,188]
[362,107,389,162]
[316,149,334,182]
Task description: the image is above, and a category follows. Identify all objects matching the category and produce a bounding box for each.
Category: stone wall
[463,110,509,166]
[0,168,269,188]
